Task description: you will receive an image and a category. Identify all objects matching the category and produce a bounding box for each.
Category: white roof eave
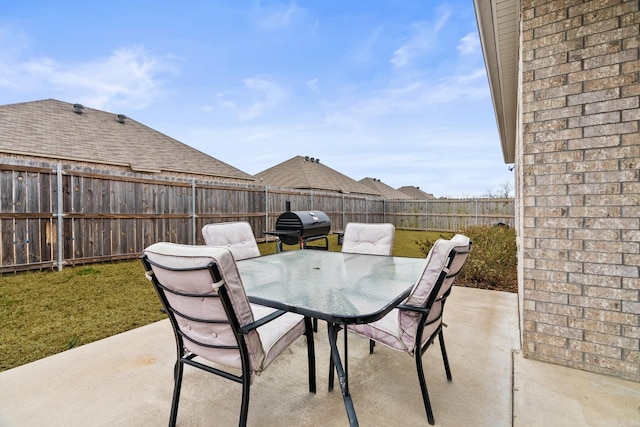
[474,0,520,164]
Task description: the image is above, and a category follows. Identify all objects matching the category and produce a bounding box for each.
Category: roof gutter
[473,0,520,164]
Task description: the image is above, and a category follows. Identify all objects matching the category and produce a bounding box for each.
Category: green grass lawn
[0,262,166,372]
[0,230,455,372]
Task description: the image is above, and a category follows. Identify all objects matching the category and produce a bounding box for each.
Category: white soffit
[474,0,519,164]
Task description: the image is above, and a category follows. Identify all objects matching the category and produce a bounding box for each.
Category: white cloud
[424,68,488,102]
[390,24,430,68]
[457,32,480,55]
[321,67,487,125]
[54,48,178,109]
[0,44,178,110]
[0,27,39,91]
[351,26,383,65]
[219,75,287,121]
[306,78,320,93]
[390,10,450,68]
[0,25,29,62]
[253,1,303,31]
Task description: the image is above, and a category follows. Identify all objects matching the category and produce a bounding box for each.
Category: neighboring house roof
[0,99,256,182]
[397,186,435,200]
[473,0,520,164]
[255,155,379,196]
[360,177,412,200]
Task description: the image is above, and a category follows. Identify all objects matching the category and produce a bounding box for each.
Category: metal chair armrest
[238,309,288,333]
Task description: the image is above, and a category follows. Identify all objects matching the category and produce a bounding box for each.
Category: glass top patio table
[237,250,426,324]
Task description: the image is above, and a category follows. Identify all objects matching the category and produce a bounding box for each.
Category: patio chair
[339,234,472,425]
[202,221,261,260]
[341,222,395,256]
[337,222,395,340]
[141,242,316,427]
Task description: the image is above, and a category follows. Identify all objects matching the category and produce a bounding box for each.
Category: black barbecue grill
[266,210,331,251]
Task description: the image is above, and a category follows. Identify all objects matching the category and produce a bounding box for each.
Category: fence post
[425,198,428,231]
[342,193,345,231]
[475,198,479,225]
[55,163,64,271]
[191,179,197,244]
[383,199,386,223]
[264,186,269,234]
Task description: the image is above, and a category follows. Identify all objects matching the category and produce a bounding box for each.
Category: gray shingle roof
[255,155,379,196]
[0,99,255,182]
[397,185,435,199]
[360,177,412,199]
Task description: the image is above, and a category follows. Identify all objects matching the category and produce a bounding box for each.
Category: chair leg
[438,330,452,381]
[369,339,375,354]
[415,353,435,425]
[239,369,251,427]
[305,317,317,393]
[169,361,184,427]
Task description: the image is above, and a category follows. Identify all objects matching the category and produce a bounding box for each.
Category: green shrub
[415,232,453,257]
[416,225,517,292]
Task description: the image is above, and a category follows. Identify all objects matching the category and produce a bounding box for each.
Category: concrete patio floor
[0,286,638,426]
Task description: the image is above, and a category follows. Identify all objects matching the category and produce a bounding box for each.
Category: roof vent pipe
[116,114,126,124]
[73,104,84,114]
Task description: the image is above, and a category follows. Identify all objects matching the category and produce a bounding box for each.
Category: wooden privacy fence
[0,163,514,272]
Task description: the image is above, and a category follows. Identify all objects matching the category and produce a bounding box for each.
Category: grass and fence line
[1,227,517,372]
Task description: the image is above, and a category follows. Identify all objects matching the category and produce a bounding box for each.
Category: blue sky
[0,0,513,197]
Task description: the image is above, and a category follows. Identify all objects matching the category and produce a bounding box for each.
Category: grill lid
[275,210,331,245]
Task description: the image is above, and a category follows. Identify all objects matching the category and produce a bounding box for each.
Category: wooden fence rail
[0,163,514,272]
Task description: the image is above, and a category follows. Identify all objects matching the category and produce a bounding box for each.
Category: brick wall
[520,0,639,382]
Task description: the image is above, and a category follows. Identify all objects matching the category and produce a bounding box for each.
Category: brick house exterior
[476,0,639,382]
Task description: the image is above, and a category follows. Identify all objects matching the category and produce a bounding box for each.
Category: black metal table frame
[239,252,417,427]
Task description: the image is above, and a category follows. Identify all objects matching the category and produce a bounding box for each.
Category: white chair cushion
[341,223,395,256]
[251,304,307,370]
[349,307,443,355]
[349,309,406,352]
[202,222,261,260]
